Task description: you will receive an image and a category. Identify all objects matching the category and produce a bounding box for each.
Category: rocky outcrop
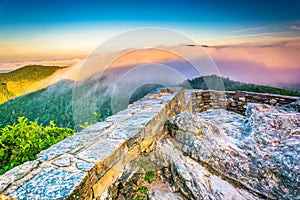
[168,103,300,199]
[157,138,261,200]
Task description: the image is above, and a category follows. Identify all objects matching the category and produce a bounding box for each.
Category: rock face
[157,138,260,200]
[167,103,300,199]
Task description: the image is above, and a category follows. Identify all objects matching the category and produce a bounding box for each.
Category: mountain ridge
[0,65,66,104]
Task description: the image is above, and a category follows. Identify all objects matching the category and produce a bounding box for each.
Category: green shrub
[79,111,104,129]
[144,171,155,184]
[139,186,148,195]
[0,116,74,175]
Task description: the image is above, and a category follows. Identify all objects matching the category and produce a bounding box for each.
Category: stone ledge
[0,87,186,199]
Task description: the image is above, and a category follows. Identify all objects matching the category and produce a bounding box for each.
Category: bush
[0,116,74,175]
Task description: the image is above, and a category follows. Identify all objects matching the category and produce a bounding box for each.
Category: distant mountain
[0,65,65,104]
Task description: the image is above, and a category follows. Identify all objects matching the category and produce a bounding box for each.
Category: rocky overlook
[0,88,299,199]
[161,103,300,199]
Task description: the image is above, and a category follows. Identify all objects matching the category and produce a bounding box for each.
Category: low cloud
[206,41,300,70]
[225,26,267,34]
[0,59,80,72]
[291,25,300,31]
[222,31,287,40]
[1,42,299,90]
[205,41,300,86]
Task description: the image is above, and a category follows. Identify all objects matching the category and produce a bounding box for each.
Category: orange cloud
[110,48,181,68]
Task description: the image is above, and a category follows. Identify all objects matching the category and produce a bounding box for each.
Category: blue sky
[0,0,300,60]
[1,0,300,24]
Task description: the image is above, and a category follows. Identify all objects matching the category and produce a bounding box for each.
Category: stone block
[0,160,39,193]
[239,97,246,101]
[75,138,125,175]
[124,145,140,164]
[109,122,142,149]
[9,167,86,199]
[37,136,80,161]
[93,161,123,198]
[0,195,14,200]
[140,135,156,152]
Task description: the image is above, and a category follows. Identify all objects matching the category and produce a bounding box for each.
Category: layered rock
[157,138,261,200]
[168,103,300,199]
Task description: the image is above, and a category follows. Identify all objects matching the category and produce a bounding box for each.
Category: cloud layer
[1,42,299,90]
[205,41,300,87]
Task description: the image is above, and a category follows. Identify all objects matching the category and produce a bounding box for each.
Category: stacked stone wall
[192,90,299,114]
[0,87,188,199]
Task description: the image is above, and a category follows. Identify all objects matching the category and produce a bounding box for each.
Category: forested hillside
[188,75,300,97]
[0,74,299,132]
[0,65,64,104]
[0,79,113,131]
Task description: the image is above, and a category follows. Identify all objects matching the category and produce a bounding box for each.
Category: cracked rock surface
[166,103,300,199]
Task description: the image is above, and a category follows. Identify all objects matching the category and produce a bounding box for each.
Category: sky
[0,0,300,89]
[0,0,300,60]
